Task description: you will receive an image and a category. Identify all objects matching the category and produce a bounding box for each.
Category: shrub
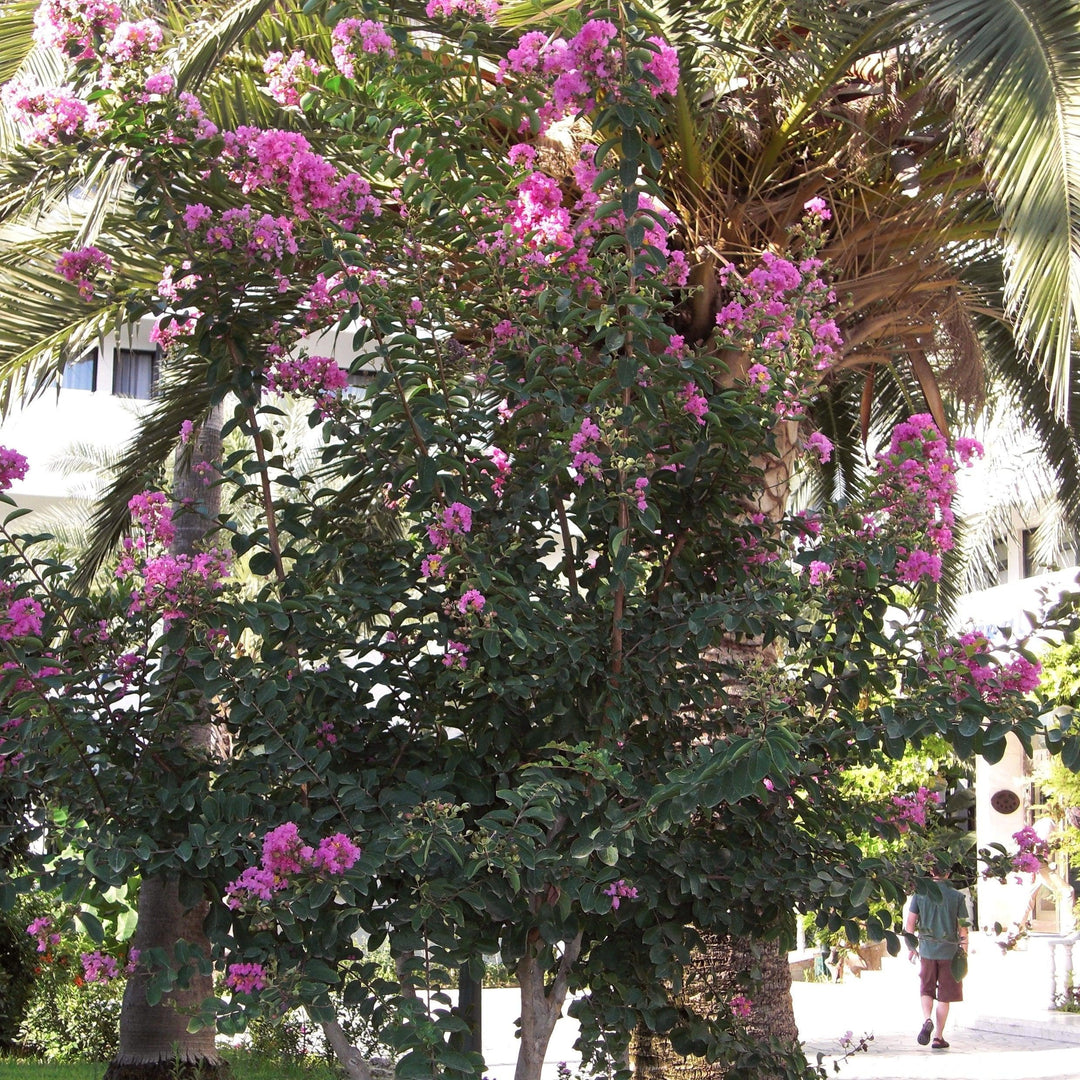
[17,955,122,1061]
[0,885,53,1049]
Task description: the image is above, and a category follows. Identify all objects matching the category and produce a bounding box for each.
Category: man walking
[904,873,970,1049]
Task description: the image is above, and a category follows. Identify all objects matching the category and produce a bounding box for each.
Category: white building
[2,321,363,518]
[953,520,1080,938]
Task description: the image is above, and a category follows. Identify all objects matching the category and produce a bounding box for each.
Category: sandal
[932,1037,949,1049]
[917,1019,933,1045]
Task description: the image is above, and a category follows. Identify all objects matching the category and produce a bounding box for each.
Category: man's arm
[903,901,919,961]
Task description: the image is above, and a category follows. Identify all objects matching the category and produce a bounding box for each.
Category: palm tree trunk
[105,405,226,1079]
[104,880,222,1080]
[632,937,799,1080]
[634,423,806,1079]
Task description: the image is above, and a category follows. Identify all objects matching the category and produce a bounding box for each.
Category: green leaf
[305,958,340,984]
[77,910,104,944]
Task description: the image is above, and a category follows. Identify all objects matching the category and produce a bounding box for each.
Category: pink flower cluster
[181,203,299,269]
[33,0,121,59]
[121,549,232,625]
[735,513,780,572]
[27,915,60,953]
[425,0,500,19]
[426,502,473,549]
[55,246,113,301]
[0,596,44,641]
[267,355,349,416]
[482,446,512,499]
[605,879,639,910]
[225,822,361,909]
[149,313,198,354]
[457,588,486,615]
[127,491,175,548]
[729,994,753,1019]
[935,631,1042,704]
[421,502,474,579]
[225,961,268,994]
[105,19,163,64]
[263,50,321,108]
[81,950,120,982]
[867,415,983,585]
[331,18,395,78]
[117,494,230,624]
[172,92,219,142]
[805,431,833,464]
[1,79,102,146]
[298,273,361,332]
[717,249,839,419]
[1010,825,1049,875]
[679,382,709,425]
[442,639,470,669]
[886,787,941,832]
[498,21,677,132]
[569,417,603,484]
[217,127,382,233]
[0,446,29,491]
[481,149,686,296]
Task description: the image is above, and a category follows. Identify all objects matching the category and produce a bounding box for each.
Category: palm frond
[900,0,1080,414]
[77,356,220,587]
[168,0,283,93]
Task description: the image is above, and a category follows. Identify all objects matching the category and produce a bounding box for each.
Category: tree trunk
[633,420,805,1080]
[514,931,582,1080]
[632,936,800,1080]
[106,405,226,1079]
[103,879,222,1080]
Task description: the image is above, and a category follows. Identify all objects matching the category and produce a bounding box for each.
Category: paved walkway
[794,935,1080,1079]
[479,933,1080,1080]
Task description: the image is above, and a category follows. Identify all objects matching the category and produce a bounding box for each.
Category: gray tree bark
[105,406,226,1080]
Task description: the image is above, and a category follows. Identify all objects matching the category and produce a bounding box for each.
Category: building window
[993,537,1009,585]
[1022,528,1038,578]
[62,348,98,391]
[113,348,159,399]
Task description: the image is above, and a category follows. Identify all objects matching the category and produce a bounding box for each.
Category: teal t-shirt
[911,884,967,961]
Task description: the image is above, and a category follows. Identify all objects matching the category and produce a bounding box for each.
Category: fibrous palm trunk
[633,937,799,1080]
[633,424,806,1080]
[105,406,226,1080]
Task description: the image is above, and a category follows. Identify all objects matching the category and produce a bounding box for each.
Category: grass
[0,1052,340,1080]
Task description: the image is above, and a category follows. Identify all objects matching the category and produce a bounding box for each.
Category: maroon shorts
[919,957,963,1002]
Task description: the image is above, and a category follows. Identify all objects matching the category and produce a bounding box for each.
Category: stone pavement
[794,935,1080,1079]
[478,933,1080,1080]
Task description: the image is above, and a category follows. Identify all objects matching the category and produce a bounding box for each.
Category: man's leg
[916,960,936,1044]
[934,999,950,1039]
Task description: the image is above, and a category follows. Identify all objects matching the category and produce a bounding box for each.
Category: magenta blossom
[27,916,60,953]
[55,246,112,300]
[803,197,831,221]
[805,431,833,463]
[225,961,268,994]
[81,951,120,983]
[457,589,486,615]
[730,994,753,1019]
[0,447,29,491]
[604,879,638,910]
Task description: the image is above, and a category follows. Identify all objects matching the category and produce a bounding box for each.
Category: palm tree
[609,0,1080,1062]
[1,0,1080,1073]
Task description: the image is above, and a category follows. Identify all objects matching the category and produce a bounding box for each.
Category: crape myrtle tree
[0,4,1077,1080]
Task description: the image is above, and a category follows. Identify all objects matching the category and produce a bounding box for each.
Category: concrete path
[479,934,1080,1080]
[795,939,1080,1079]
